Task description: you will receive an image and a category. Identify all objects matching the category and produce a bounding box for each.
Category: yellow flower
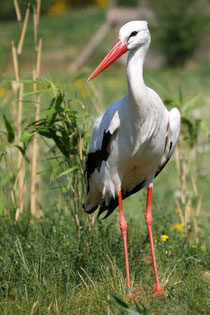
[171,223,184,233]
[0,87,6,98]
[48,0,68,16]
[153,236,157,243]
[192,245,198,249]
[94,0,109,8]
[161,235,169,242]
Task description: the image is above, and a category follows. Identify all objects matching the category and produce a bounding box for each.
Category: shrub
[149,0,209,66]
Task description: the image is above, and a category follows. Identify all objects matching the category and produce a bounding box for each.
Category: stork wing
[98,107,180,219]
[155,107,181,176]
[85,109,120,189]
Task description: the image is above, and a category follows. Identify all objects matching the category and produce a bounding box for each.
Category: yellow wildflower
[171,223,184,233]
[94,0,109,8]
[48,0,68,16]
[161,235,169,242]
[0,87,6,98]
[153,236,157,243]
[192,245,198,249]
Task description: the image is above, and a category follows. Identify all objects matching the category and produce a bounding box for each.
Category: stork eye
[128,31,138,40]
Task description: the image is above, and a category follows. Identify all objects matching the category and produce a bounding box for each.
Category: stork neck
[126,47,147,103]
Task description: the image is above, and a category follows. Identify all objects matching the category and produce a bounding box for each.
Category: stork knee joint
[120,217,127,232]
[145,213,153,225]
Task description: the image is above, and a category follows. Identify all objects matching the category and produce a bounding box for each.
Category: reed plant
[20,78,92,235]
[7,0,43,218]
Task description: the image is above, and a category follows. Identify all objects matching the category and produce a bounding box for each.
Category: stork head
[119,21,150,50]
[88,21,150,81]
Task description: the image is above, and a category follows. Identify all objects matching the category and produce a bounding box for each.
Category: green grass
[0,208,209,314]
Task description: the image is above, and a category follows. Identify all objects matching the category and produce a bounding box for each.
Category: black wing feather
[98,180,146,219]
[85,131,112,193]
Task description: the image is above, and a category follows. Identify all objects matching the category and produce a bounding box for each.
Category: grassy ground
[0,208,209,314]
[0,7,210,315]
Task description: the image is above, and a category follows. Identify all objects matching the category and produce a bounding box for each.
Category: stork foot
[153,287,168,297]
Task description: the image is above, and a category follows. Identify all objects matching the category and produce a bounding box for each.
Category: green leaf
[57,166,79,178]
[0,202,4,214]
[46,108,56,124]
[109,293,141,315]
[54,94,63,111]
[134,301,150,315]
[0,201,4,214]
[20,131,33,143]
[3,115,15,143]
[64,108,78,115]
[182,93,201,114]
[39,108,55,116]
[110,293,129,308]
[163,98,177,106]
[23,88,56,97]
[7,79,41,84]
[46,93,63,125]
[181,117,193,131]
[181,117,194,147]
[0,151,6,162]
[38,131,52,138]
[15,145,30,163]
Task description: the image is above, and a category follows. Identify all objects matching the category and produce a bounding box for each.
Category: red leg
[118,190,131,298]
[144,185,168,296]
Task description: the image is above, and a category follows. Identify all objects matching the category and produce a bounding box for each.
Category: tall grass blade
[57,166,79,178]
[109,293,142,314]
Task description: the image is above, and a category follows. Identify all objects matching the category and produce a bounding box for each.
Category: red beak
[87,39,128,82]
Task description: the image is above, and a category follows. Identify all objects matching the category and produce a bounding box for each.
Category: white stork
[84,21,180,298]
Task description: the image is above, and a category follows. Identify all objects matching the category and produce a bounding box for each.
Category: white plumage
[84,21,180,216]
